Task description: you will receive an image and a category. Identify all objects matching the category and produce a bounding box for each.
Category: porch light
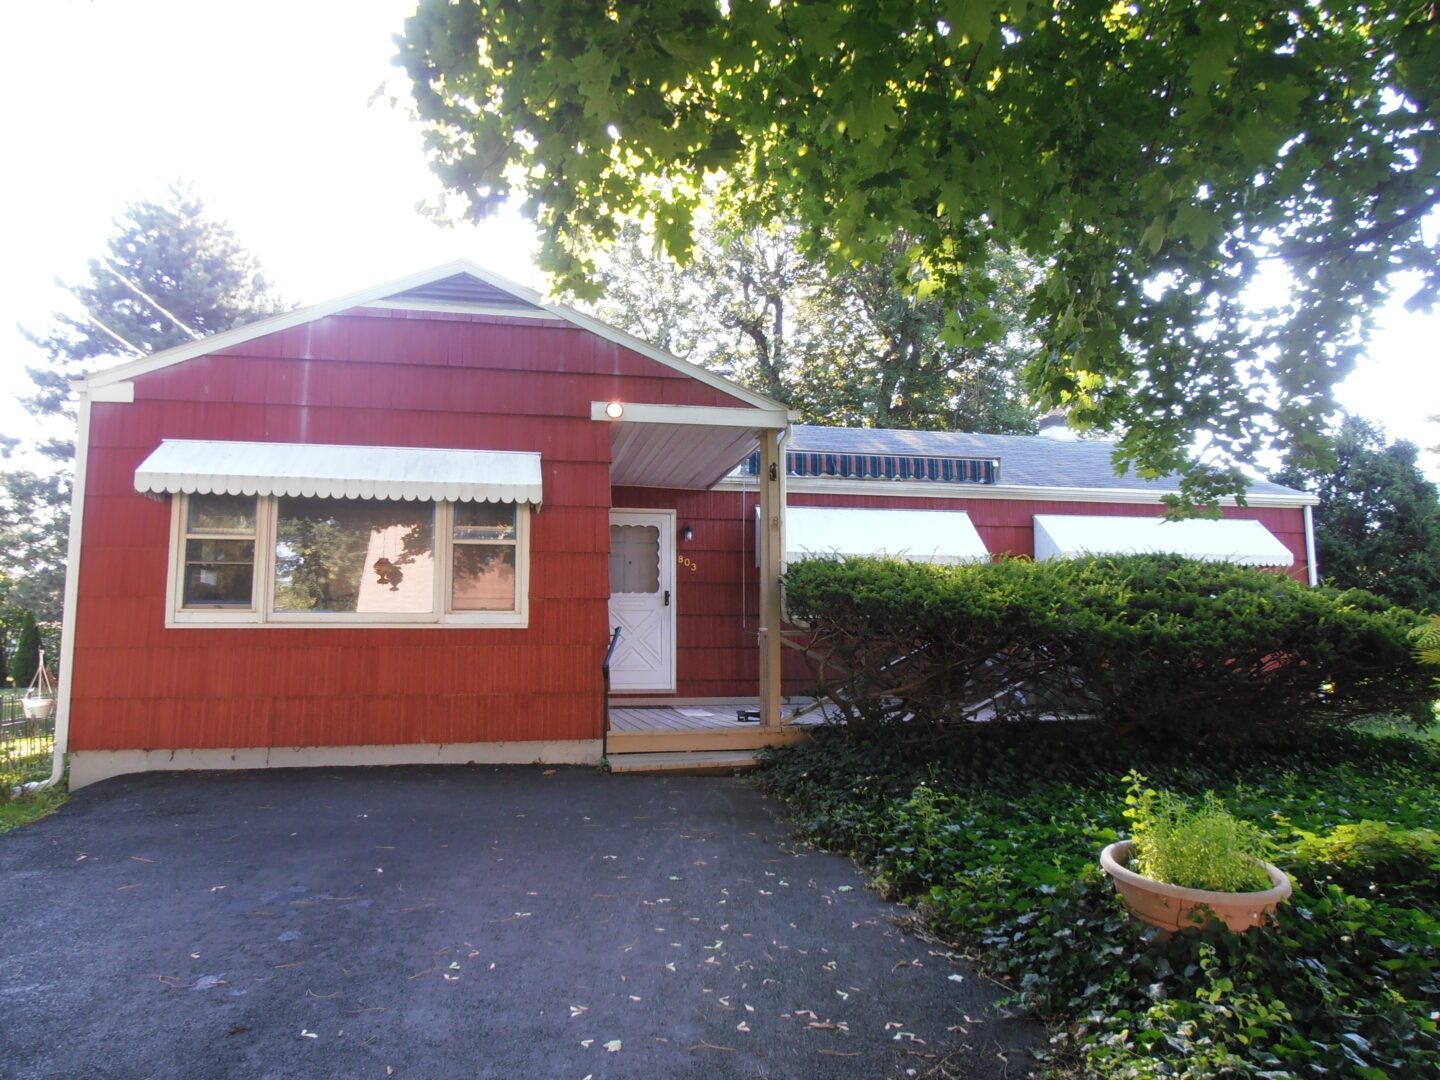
[604,401,624,419]
[681,525,694,542]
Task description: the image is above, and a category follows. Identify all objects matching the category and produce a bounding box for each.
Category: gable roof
[81,260,785,413]
[786,424,1314,503]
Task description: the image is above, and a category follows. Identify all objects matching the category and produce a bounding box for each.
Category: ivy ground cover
[756,723,1440,1078]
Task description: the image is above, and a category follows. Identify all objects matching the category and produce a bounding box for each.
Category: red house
[49,263,1317,788]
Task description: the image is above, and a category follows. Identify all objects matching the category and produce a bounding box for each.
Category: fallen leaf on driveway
[569,1005,588,1018]
[604,1040,622,1052]
[688,1040,736,1052]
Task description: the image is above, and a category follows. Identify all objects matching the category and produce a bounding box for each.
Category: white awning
[1033,514,1294,566]
[134,439,543,505]
[778,506,990,565]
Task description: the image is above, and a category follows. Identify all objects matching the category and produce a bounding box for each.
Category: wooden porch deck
[604,698,834,757]
[608,700,828,733]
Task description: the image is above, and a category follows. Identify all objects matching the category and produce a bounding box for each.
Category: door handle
[663,590,671,607]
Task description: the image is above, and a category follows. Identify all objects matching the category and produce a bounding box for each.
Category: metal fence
[0,693,55,793]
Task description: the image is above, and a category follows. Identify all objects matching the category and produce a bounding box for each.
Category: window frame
[165,494,530,629]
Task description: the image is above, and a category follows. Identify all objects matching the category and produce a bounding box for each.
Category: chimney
[1037,408,1076,440]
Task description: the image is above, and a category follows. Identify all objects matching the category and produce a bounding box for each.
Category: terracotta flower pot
[1100,839,1292,933]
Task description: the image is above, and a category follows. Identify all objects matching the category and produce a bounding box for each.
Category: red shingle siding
[70,308,750,752]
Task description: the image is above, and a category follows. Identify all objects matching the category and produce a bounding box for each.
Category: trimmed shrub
[783,554,1432,739]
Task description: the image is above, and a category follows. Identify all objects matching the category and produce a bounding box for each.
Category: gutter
[27,388,91,792]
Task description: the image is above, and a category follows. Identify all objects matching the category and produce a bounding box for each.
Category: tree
[0,472,69,625]
[397,1,1438,507]
[12,611,40,692]
[7,184,288,627]
[24,184,288,446]
[1276,416,1440,612]
[584,210,1038,432]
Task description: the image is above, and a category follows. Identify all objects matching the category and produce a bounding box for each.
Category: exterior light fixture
[681,525,694,542]
[604,401,624,419]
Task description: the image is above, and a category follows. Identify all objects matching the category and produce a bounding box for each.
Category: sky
[2,0,1437,476]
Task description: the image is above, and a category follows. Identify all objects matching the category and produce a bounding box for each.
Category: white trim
[68,741,603,789]
[1304,504,1319,587]
[715,474,1319,508]
[38,392,91,789]
[88,381,134,403]
[608,508,677,693]
[82,259,787,413]
[590,401,791,428]
[165,494,531,629]
[361,299,566,320]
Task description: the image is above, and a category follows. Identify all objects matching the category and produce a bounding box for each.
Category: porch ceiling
[594,402,790,490]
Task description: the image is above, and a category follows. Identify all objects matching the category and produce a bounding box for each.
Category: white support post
[757,431,784,730]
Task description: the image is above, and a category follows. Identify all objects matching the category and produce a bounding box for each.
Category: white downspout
[27,387,91,791]
[1303,504,1318,588]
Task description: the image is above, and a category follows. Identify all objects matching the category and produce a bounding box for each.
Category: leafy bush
[1125,773,1271,892]
[1293,820,1440,897]
[783,554,1432,739]
[1415,615,1440,697]
[757,723,1440,1078]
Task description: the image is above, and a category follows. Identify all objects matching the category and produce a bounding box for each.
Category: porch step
[606,750,759,775]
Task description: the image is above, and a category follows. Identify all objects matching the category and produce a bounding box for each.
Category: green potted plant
[1100,773,1291,933]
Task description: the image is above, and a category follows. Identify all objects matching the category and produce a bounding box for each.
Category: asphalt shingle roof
[786,424,1307,499]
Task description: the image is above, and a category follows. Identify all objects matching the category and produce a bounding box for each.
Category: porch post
[758,429,785,729]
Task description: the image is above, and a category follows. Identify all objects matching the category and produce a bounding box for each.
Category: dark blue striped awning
[743,450,998,484]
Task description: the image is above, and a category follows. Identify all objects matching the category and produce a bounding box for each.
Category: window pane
[185,539,254,564]
[183,563,253,607]
[273,498,435,614]
[454,502,517,541]
[188,494,256,534]
[451,544,516,611]
[609,524,659,593]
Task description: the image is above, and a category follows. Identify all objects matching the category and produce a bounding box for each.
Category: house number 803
[677,555,699,572]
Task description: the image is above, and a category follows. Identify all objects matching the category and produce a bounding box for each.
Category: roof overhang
[593,402,792,490]
[134,439,543,505]
[1033,514,1294,566]
[781,506,990,565]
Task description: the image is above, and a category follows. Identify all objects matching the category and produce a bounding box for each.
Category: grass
[756,719,1440,1078]
[0,783,66,834]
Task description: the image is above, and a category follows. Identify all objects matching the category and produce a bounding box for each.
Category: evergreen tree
[1276,416,1440,612]
[0,630,9,689]
[23,183,288,445]
[6,185,288,628]
[12,611,40,692]
[585,210,1039,434]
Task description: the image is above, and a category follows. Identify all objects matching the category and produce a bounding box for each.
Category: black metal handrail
[601,626,622,759]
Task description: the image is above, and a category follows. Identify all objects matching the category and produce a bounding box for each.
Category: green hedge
[782,555,1433,738]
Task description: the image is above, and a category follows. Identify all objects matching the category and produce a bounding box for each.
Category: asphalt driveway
[0,766,1037,1079]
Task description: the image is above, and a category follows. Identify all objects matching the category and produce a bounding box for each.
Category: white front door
[607,510,675,692]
